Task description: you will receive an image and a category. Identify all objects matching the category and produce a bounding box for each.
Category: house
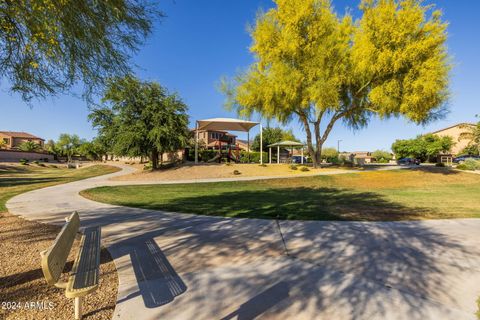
[352,151,374,164]
[431,123,475,155]
[0,131,45,150]
[194,129,251,151]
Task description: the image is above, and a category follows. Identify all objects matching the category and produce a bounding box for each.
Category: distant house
[351,151,374,164]
[194,129,250,151]
[0,131,45,150]
[431,123,475,155]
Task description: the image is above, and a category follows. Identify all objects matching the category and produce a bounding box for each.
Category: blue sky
[0,0,478,152]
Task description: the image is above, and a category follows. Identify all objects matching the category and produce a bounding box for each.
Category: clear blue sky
[0,0,478,152]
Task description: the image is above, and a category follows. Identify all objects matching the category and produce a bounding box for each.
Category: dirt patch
[0,211,118,320]
[113,163,343,181]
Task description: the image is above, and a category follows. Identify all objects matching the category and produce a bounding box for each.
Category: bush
[299,166,310,172]
[33,160,40,165]
[457,159,480,171]
[143,163,152,171]
[233,170,241,175]
[38,163,46,167]
[289,164,298,170]
[19,159,29,165]
[239,151,268,163]
[435,162,446,167]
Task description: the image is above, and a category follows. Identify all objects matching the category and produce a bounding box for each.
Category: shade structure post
[195,121,199,164]
[259,123,263,164]
[301,148,304,164]
[247,130,250,163]
[277,146,280,164]
[269,147,272,164]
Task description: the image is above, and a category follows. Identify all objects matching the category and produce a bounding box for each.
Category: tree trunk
[298,112,322,168]
[151,149,159,170]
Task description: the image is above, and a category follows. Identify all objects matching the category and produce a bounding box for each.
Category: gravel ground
[0,211,118,320]
[113,162,342,181]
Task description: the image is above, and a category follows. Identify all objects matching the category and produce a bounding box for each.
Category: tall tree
[0,0,161,101]
[222,0,450,167]
[91,75,190,170]
[251,127,298,151]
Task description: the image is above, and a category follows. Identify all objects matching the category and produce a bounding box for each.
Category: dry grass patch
[113,163,345,181]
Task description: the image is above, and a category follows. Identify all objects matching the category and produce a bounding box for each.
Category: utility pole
[337,139,342,153]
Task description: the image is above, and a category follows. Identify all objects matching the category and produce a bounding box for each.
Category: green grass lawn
[81,167,480,221]
[0,163,120,211]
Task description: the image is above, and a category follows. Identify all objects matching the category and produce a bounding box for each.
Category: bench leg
[74,297,83,320]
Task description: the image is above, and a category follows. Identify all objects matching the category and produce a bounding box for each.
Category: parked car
[453,155,480,163]
[397,158,421,165]
[292,156,308,164]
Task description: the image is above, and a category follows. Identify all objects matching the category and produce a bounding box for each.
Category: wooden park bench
[40,211,101,320]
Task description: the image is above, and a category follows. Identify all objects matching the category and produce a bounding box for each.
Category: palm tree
[459,116,480,155]
[18,141,41,152]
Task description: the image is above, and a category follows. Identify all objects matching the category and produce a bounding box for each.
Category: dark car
[397,158,420,165]
[453,155,480,163]
[292,156,308,164]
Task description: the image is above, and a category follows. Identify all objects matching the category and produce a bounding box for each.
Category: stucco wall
[433,124,474,155]
[0,150,54,162]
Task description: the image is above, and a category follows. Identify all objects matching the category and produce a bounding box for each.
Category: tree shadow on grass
[133,187,431,221]
[0,177,61,188]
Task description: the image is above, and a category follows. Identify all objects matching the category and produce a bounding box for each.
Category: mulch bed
[0,211,118,320]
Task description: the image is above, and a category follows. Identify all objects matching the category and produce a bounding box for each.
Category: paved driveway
[6,165,480,320]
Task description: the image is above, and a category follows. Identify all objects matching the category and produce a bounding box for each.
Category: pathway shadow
[29,194,480,319]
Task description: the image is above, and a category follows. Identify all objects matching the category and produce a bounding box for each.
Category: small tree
[321,147,339,162]
[372,150,393,163]
[392,134,454,162]
[251,127,298,151]
[18,141,41,152]
[92,75,190,170]
[57,134,82,163]
[222,0,450,167]
[0,140,7,149]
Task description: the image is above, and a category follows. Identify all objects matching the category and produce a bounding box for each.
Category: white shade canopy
[197,118,259,132]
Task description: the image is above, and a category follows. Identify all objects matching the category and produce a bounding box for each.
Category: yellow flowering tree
[222,0,450,167]
[0,0,160,101]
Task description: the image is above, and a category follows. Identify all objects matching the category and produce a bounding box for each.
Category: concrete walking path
[6,165,480,320]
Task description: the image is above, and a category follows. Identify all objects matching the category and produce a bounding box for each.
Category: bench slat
[41,212,80,286]
[66,226,101,298]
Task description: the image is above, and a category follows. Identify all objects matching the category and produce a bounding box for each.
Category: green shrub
[435,162,446,167]
[19,159,29,165]
[457,159,480,171]
[233,170,241,175]
[239,151,268,163]
[143,163,152,171]
[299,166,310,172]
[289,164,298,170]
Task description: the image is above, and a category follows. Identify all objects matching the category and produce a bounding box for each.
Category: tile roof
[0,131,44,140]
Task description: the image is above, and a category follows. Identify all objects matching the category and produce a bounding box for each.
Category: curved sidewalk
[6,165,480,320]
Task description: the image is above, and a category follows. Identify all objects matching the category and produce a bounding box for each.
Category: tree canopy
[251,127,298,151]
[89,75,190,169]
[222,0,450,167]
[0,0,160,101]
[391,133,454,162]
